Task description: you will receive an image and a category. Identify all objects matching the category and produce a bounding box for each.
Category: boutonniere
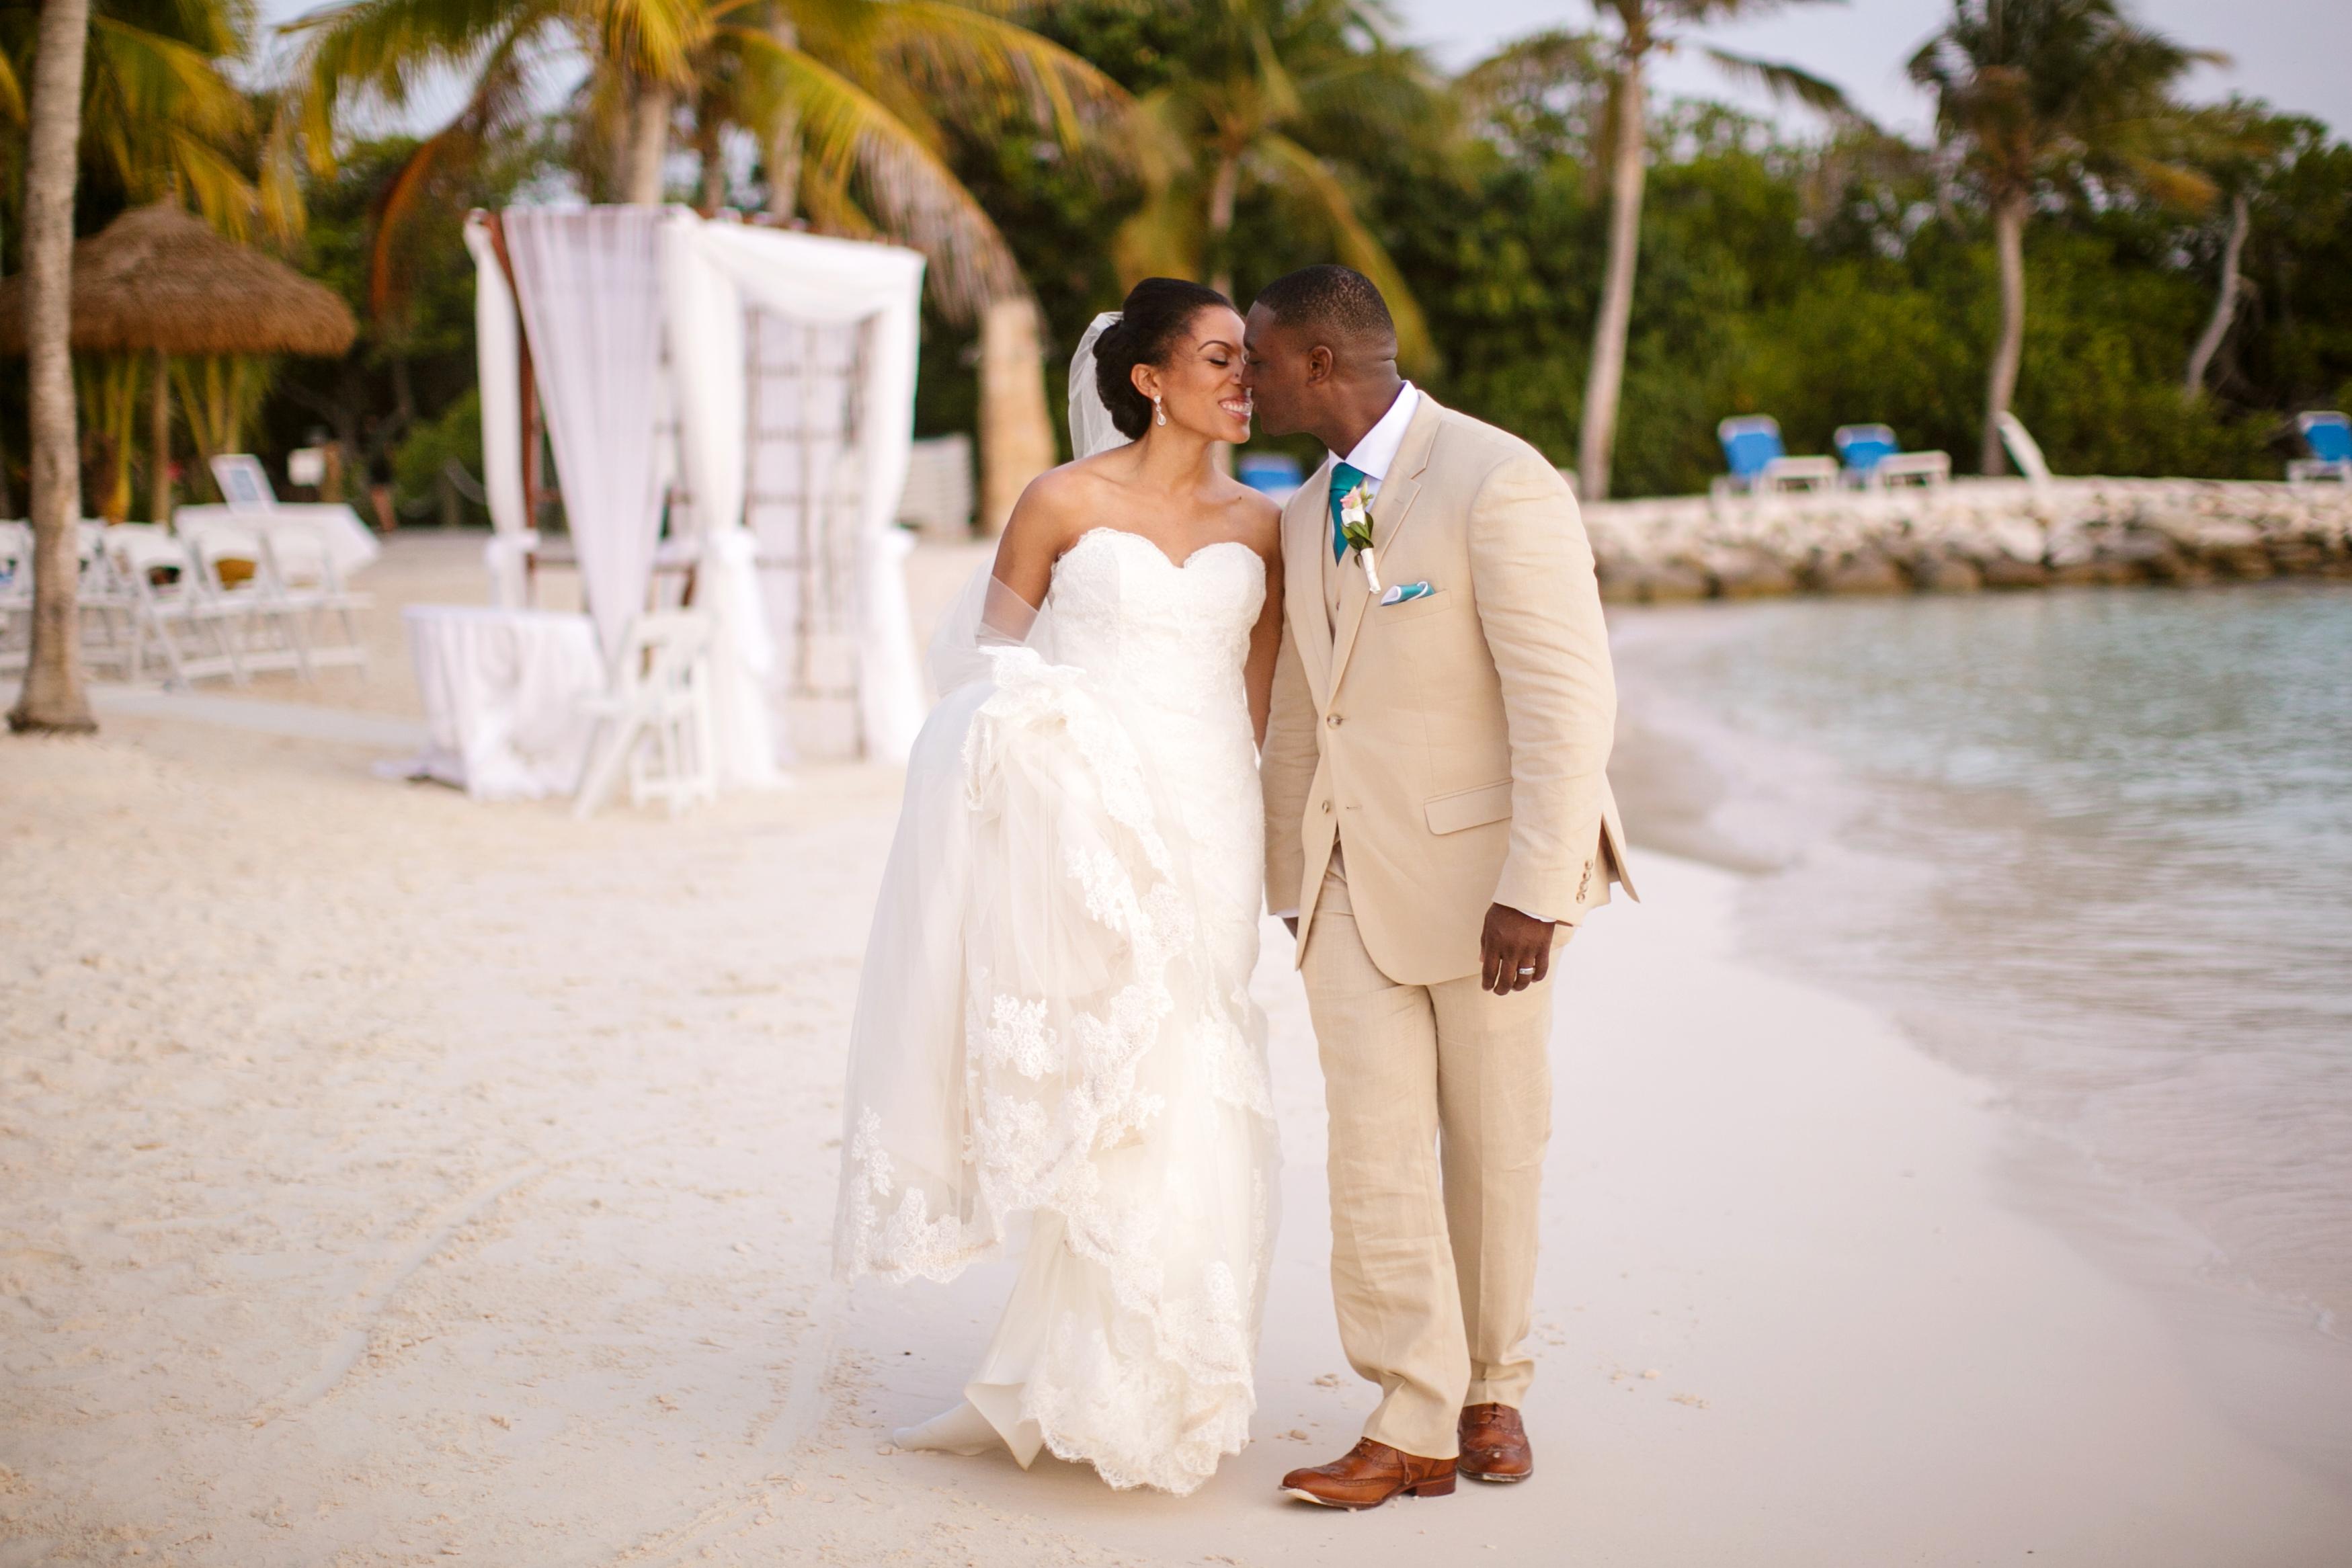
[1338,483,1379,593]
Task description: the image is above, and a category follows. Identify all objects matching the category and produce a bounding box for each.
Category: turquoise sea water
[1615,583,2352,1334]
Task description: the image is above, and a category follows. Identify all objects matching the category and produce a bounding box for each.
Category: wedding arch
[462,204,929,776]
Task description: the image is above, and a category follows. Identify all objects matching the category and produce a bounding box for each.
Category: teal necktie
[1329,461,1368,563]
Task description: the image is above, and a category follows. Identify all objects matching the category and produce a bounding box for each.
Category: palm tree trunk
[765,114,802,220]
[1982,191,2028,476]
[977,295,1057,536]
[2183,190,2249,398]
[149,348,171,522]
[765,18,801,222]
[1207,150,1240,301]
[10,0,96,735]
[1577,54,1646,502]
[626,78,674,206]
[696,122,726,214]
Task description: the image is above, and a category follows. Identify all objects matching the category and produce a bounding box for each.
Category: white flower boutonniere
[1338,483,1379,593]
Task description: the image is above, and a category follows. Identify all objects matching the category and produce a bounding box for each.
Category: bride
[832,278,1286,1494]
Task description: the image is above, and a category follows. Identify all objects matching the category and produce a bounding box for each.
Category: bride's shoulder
[1008,461,1113,546]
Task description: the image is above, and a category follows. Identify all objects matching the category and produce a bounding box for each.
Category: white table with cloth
[173,503,380,578]
[393,604,604,800]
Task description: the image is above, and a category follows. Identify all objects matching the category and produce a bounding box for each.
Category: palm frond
[856,0,1130,149]
[729,26,1025,315]
[1253,132,1432,374]
[1701,47,1863,122]
[0,50,24,126]
[1110,179,1205,286]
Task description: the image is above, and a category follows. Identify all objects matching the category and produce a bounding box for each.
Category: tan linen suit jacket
[1262,393,1635,985]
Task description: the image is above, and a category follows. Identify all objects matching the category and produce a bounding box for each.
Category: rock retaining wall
[1584,478,2352,603]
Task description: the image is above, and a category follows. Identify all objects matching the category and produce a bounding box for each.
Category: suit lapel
[1285,458,1335,707]
[1326,394,1443,699]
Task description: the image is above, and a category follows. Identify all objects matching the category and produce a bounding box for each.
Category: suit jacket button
[1326,714,1342,727]
[1320,800,1332,813]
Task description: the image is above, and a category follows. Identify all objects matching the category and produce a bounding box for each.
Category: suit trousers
[1301,858,1555,1460]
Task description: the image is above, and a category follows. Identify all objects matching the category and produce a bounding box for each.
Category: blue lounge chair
[1834,423,1951,490]
[2289,411,2351,484]
[1714,415,1836,497]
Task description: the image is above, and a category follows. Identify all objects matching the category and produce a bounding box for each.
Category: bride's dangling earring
[1154,395,1166,427]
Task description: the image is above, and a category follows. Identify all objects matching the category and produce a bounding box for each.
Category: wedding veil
[924,311,1131,694]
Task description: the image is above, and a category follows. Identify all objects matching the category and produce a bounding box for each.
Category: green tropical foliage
[5,0,2352,511]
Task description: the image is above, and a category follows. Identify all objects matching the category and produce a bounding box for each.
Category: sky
[257,0,2349,144]
[1387,0,2350,140]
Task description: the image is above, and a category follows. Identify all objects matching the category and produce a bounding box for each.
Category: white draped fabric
[460,216,534,610]
[499,208,668,657]
[399,605,604,799]
[662,215,929,764]
[465,206,928,775]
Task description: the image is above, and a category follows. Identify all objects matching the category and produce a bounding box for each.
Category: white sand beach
[5,536,2349,1566]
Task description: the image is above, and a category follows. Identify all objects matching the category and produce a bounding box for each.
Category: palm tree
[1572,0,1857,501]
[5,0,266,524]
[283,0,1127,531]
[9,0,97,735]
[2178,101,2287,399]
[1,0,263,235]
[1908,0,2218,472]
[1112,0,1435,373]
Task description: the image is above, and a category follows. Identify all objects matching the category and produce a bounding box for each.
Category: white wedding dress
[833,522,1280,1495]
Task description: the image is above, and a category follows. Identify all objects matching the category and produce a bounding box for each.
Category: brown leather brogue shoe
[1280,1438,1457,1509]
[1457,1403,1533,1483]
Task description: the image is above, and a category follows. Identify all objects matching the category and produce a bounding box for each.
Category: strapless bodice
[1045,528,1265,727]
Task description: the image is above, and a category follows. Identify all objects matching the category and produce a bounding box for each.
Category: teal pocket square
[1379,581,1434,606]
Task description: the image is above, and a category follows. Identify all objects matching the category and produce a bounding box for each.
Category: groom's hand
[1481,904,1554,994]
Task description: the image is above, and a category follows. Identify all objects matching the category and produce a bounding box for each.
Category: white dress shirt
[1338,381,1420,502]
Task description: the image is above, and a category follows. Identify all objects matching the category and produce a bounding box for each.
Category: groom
[1246,265,1633,1508]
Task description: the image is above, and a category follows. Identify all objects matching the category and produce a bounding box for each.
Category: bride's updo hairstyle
[1093,277,1234,439]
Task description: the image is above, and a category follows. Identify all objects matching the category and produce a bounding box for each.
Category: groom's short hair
[1254,265,1394,347]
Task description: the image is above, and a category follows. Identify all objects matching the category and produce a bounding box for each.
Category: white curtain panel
[686,220,928,761]
[658,214,779,788]
[501,207,669,655]
[462,214,534,609]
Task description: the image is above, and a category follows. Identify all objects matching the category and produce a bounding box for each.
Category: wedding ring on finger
[1516,966,1536,976]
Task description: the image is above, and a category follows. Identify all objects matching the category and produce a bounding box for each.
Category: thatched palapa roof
[0,200,357,358]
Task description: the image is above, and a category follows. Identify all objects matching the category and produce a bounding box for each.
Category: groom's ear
[1304,343,1335,386]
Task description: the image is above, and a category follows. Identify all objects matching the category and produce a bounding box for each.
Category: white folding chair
[572,612,721,819]
[188,527,313,680]
[0,522,31,677]
[109,531,247,686]
[261,520,370,674]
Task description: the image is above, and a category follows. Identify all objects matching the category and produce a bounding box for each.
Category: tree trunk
[977,295,1057,536]
[1982,192,2028,476]
[764,17,803,222]
[626,78,674,206]
[2183,190,2249,398]
[11,0,96,735]
[148,347,171,522]
[1206,150,1241,302]
[696,122,726,214]
[1577,54,1646,502]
